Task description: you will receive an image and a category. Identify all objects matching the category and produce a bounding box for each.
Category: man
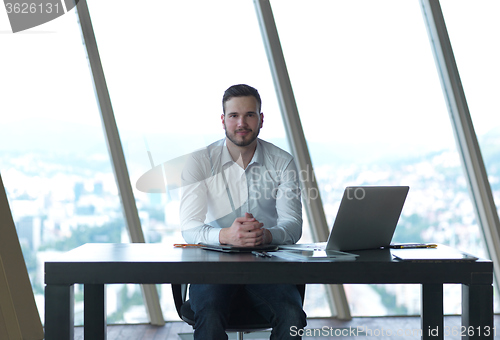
[180,84,306,339]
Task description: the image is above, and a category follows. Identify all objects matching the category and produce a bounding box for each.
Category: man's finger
[235,216,255,224]
[238,229,263,239]
[241,223,263,232]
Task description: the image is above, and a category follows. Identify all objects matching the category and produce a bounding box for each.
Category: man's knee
[189,284,238,313]
[275,300,306,324]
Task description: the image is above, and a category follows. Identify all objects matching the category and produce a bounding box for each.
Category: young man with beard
[180,84,306,339]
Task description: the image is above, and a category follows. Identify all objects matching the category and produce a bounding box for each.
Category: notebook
[391,247,478,261]
[200,243,279,253]
[280,186,409,252]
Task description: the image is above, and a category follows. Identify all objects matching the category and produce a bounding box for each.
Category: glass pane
[441,0,500,313]
[85,0,330,320]
[0,12,126,325]
[440,2,500,239]
[272,0,489,316]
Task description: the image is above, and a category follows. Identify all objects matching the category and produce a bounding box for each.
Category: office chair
[172,284,305,340]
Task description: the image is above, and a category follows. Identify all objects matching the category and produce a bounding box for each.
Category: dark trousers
[189,284,307,340]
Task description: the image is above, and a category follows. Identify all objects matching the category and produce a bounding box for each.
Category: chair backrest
[172,284,189,321]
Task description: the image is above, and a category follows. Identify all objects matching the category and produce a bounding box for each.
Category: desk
[44,243,493,340]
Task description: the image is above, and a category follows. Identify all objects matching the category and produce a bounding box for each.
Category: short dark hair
[222,84,262,114]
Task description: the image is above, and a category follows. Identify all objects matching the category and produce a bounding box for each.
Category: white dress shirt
[180,138,302,245]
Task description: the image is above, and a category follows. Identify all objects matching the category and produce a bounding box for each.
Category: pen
[252,251,272,258]
[174,244,204,248]
[390,244,438,249]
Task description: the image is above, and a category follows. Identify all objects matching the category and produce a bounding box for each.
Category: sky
[1,0,499,162]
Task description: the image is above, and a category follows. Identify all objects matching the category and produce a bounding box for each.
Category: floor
[72,315,500,339]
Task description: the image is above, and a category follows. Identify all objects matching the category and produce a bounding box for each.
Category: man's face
[222,96,263,148]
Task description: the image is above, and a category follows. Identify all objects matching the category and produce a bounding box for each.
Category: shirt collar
[221,138,264,167]
[249,139,264,166]
[221,139,233,167]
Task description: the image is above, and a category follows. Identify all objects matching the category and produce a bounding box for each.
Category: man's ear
[260,112,264,128]
[221,113,225,129]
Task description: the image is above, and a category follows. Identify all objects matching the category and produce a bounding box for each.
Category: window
[86,0,299,321]
[441,0,500,312]
[441,0,500,227]
[0,11,125,324]
[4,0,497,323]
[271,0,489,316]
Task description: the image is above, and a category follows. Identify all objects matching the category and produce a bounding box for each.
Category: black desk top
[44,243,492,286]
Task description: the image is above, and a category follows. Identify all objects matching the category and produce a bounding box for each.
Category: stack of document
[270,249,358,262]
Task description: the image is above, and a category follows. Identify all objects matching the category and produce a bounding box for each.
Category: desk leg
[84,284,107,340]
[45,284,74,340]
[462,283,493,340]
[421,284,443,340]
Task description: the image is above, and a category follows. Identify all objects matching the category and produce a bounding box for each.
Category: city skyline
[2,136,498,322]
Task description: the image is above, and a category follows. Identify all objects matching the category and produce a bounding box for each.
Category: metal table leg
[422,283,443,340]
[45,284,74,340]
[84,284,107,340]
[462,283,494,340]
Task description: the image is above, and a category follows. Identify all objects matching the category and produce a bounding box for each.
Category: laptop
[280,186,409,252]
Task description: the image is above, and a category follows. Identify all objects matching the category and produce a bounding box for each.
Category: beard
[225,126,261,147]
